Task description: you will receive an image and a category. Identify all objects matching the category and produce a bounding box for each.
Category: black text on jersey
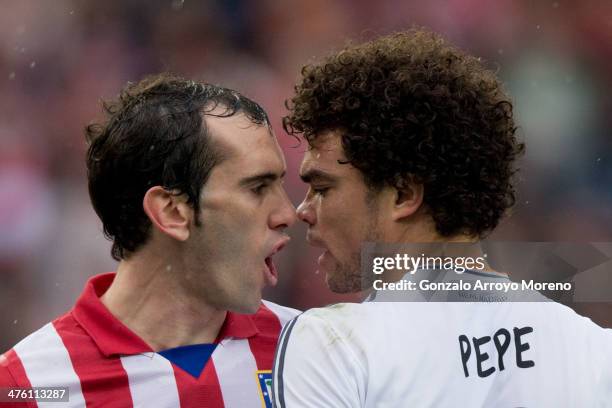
[458,326,535,378]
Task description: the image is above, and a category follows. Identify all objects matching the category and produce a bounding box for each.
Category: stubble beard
[327,194,383,294]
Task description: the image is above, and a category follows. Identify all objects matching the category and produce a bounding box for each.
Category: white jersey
[273,275,612,407]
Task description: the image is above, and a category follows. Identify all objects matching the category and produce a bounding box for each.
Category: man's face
[184,114,296,313]
[297,131,384,293]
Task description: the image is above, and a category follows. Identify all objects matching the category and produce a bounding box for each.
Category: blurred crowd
[1,0,611,351]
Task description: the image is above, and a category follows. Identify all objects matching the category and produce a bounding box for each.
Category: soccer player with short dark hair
[273,30,612,407]
[0,74,298,407]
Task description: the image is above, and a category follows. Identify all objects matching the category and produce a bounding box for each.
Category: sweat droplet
[29,61,36,68]
[8,72,15,80]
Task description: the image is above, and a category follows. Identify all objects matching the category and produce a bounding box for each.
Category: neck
[101,249,226,351]
[381,219,503,283]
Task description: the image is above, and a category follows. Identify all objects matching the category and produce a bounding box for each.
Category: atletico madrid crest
[255,370,273,408]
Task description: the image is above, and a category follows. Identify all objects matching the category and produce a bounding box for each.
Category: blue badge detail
[159,343,217,378]
[256,370,273,408]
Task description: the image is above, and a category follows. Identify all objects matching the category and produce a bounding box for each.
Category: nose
[297,196,316,226]
[269,188,297,231]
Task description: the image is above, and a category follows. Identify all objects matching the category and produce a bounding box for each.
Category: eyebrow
[299,169,336,183]
[239,171,286,186]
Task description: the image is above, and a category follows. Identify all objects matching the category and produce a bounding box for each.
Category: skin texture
[297,131,385,293]
[101,113,296,350]
[187,114,296,312]
[297,130,480,294]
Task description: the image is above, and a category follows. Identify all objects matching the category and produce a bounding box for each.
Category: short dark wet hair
[86,73,269,260]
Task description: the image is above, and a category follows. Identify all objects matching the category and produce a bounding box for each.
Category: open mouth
[264,256,278,286]
[263,239,289,287]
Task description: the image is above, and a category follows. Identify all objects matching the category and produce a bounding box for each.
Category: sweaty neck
[100,249,226,352]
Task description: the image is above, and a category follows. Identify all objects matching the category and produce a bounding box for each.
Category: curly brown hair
[284,29,525,237]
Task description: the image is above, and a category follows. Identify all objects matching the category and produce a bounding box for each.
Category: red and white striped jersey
[0,273,299,408]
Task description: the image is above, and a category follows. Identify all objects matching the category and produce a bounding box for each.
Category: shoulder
[2,311,87,381]
[293,301,389,333]
[539,302,612,348]
[0,320,64,388]
[10,322,64,363]
[260,300,301,326]
[11,309,83,358]
[535,301,611,333]
[0,352,33,408]
[272,304,370,407]
[0,351,19,387]
[278,302,382,357]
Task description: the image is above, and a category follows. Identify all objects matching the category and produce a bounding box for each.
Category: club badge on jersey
[256,370,273,408]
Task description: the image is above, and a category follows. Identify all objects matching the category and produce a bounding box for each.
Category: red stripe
[247,304,282,370]
[53,315,134,407]
[173,359,225,408]
[0,350,36,408]
[2,349,33,388]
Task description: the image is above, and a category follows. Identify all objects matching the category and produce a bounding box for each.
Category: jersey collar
[71,272,259,357]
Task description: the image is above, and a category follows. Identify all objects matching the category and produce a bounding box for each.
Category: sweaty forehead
[205,113,269,151]
[204,113,287,179]
[300,131,347,173]
[215,118,284,163]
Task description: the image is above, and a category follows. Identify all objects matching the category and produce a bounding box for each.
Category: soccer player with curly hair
[273,30,612,407]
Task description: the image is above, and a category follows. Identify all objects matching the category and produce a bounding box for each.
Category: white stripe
[262,300,300,326]
[212,338,260,407]
[14,323,86,407]
[121,353,180,408]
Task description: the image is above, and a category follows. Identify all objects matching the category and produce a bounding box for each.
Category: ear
[142,186,193,241]
[391,178,424,222]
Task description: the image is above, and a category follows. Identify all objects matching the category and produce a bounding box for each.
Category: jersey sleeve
[272,311,366,408]
[0,353,35,408]
[598,327,612,404]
